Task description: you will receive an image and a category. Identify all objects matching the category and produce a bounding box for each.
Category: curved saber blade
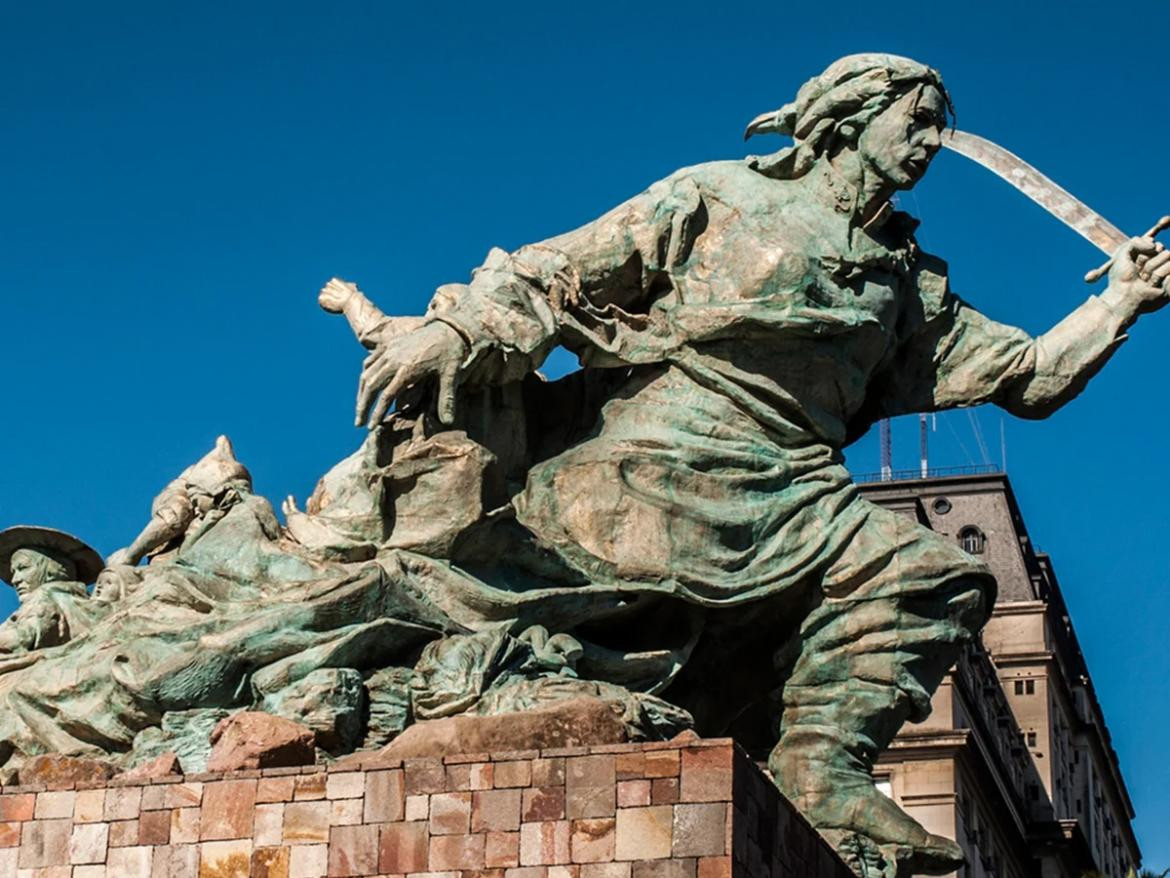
[943,129,1126,255]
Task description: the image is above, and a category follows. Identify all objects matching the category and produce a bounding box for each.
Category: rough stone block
[171,807,200,844]
[582,864,632,878]
[325,772,364,801]
[404,759,446,795]
[104,787,142,822]
[696,856,730,878]
[650,780,678,805]
[68,823,108,865]
[19,819,71,869]
[254,803,284,847]
[164,782,203,809]
[615,807,672,861]
[429,792,472,835]
[679,750,732,804]
[20,756,115,789]
[617,782,650,808]
[531,758,565,788]
[282,801,331,844]
[0,822,19,848]
[493,761,532,789]
[566,757,615,820]
[159,842,201,878]
[200,779,257,841]
[121,751,181,782]
[292,773,325,801]
[34,791,76,820]
[330,798,363,826]
[72,865,106,878]
[107,819,138,847]
[523,786,565,823]
[362,770,404,823]
[472,789,522,833]
[378,822,429,874]
[251,845,291,878]
[72,789,106,824]
[429,833,486,871]
[485,831,520,868]
[630,859,696,878]
[256,777,295,804]
[0,795,34,823]
[261,668,366,754]
[287,842,327,878]
[405,795,429,821]
[642,752,679,779]
[140,784,168,812]
[327,824,379,876]
[198,839,252,878]
[207,713,316,773]
[107,844,154,876]
[671,804,725,857]
[571,818,616,864]
[519,820,571,866]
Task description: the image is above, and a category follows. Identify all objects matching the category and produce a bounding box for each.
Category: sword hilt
[1084,216,1170,283]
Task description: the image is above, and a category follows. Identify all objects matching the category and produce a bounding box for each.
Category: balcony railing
[854,464,1002,484]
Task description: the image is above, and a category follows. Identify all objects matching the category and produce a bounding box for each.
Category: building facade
[858,471,1140,878]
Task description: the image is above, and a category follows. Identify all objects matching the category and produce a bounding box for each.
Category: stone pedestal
[0,738,852,877]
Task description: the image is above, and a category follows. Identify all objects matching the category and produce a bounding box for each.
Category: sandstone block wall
[0,739,852,878]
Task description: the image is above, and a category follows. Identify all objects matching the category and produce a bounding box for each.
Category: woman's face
[857,84,947,190]
[93,571,120,603]
[9,549,58,597]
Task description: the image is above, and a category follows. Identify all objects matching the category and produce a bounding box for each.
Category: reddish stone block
[523,787,565,822]
[251,844,291,878]
[650,780,679,806]
[164,782,203,809]
[614,754,644,781]
[282,800,331,844]
[104,785,143,820]
[121,751,181,782]
[485,831,520,868]
[256,776,295,804]
[550,867,582,878]
[293,773,326,801]
[379,822,429,874]
[405,794,429,821]
[531,758,565,787]
[108,844,157,876]
[430,833,487,871]
[472,788,522,833]
[20,754,115,789]
[254,803,284,847]
[431,791,473,835]
[404,758,446,795]
[570,818,616,864]
[330,798,363,825]
[363,770,405,823]
[328,824,379,876]
[566,756,615,819]
[642,751,680,779]
[614,807,672,861]
[289,843,327,878]
[617,781,650,808]
[108,819,138,847]
[140,784,168,811]
[201,779,258,841]
[139,807,172,845]
[493,761,533,789]
[679,749,733,803]
[696,856,731,878]
[0,822,19,847]
[520,820,571,866]
[0,794,34,822]
[18,818,71,869]
[630,859,695,877]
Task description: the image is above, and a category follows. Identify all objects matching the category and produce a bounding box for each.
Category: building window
[1026,731,1038,747]
[1014,680,1024,695]
[932,497,952,515]
[959,526,986,554]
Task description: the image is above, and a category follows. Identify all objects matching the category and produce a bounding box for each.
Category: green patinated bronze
[2,53,1168,878]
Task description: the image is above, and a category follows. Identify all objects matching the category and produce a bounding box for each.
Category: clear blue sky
[2,0,1167,861]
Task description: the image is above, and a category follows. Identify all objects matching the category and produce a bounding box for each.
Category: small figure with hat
[107,435,252,567]
[0,526,104,653]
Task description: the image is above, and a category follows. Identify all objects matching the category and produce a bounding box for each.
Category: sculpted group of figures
[5,54,1168,877]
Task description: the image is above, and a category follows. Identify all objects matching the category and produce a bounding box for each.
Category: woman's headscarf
[745,53,953,180]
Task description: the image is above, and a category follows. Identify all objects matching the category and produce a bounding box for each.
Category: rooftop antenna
[880,418,892,481]
[919,413,929,478]
[1000,417,1007,472]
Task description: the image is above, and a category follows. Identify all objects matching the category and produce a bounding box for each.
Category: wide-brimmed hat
[0,526,105,586]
